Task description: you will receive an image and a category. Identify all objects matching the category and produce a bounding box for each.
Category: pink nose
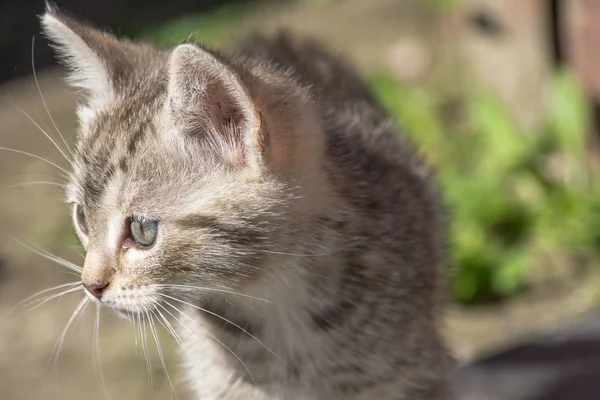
[83,281,109,299]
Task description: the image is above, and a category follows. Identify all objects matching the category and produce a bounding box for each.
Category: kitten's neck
[200,244,350,341]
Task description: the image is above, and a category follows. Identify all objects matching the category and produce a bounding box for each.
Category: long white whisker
[153,284,270,303]
[160,300,256,384]
[7,283,80,325]
[48,296,90,372]
[11,281,80,314]
[0,147,69,175]
[255,248,342,257]
[150,303,184,347]
[31,36,74,159]
[32,108,55,138]
[25,285,83,312]
[9,181,65,189]
[0,170,65,180]
[94,305,109,398]
[71,248,86,259]
[146,310,178,400]
[158,293,288,368]
[131,313,140,357]
[12,102,72,165]
[138,312,154,395]
[32,248,82,273]
[10,236,82,274]
[253,237,364,258]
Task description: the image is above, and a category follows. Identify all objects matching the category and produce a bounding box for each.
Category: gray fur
[41,7,454,400]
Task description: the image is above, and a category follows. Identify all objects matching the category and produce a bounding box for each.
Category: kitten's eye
[130,218,158,247]
[74,204,88,235]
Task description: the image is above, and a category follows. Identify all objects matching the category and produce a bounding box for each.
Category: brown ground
[0,1,597,399]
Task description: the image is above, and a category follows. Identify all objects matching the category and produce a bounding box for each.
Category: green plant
[371,70,599,304]
[140,2,248,47]
[425,0,462,12]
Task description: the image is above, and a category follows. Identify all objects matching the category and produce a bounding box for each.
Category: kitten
[41,5,454,400]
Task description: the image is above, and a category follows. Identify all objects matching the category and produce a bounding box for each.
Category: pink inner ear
[201,79,252,168]
[167,44,262,169]
[210,95,246,132]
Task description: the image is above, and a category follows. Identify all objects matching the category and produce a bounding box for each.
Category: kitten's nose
[83,281,109,299]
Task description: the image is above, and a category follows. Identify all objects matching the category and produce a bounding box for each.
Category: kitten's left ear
[40,6,149,117]
[167,44,265,171]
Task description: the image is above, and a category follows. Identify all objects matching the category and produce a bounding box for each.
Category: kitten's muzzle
[82,250,116,300]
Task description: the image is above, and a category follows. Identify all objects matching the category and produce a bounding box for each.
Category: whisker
[254,236,366,258]
[11,101,72,165]
[94,305,109,399]
[29,245,82,273]
[150,303,184,347]
[10,236,82,274]
[71,248,86,259]
[152,284,270,303]
[25,285,83,312]
[131,313,140,357]
[0,169,65,180]
[9,181,65,189]
[138,312,154,395]
[31,36,74,159]
[254,243,356,258]
[48,296,90,373]
[159,300,256,384]
[32,108,55,138]
[146,310,178,400]
[0,147,69,176]
[11,281,81,314]
[159,293,288,368]
[256,249,335,257]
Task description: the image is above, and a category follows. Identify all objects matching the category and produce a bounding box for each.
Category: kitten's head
[41,8,329,316]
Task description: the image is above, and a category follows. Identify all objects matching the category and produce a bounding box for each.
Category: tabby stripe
[127,123,147,155]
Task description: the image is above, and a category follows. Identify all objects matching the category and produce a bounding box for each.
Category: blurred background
[0,0,599,399]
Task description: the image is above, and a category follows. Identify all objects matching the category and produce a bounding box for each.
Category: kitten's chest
[180,304,330,388]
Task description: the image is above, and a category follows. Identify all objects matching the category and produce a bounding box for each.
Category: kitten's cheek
[124,248,144,263]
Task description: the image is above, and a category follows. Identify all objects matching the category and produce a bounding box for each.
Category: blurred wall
[456,0,552,131]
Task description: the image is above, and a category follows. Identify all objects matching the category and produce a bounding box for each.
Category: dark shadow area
[526,369,600,400]
[453,310,600,400]
[472,339,600,367]
[548,0,564,66]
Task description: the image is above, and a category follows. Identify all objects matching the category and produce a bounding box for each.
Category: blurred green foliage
[425,0,462,12]
[140,2,248,47]
[371,71,600,303]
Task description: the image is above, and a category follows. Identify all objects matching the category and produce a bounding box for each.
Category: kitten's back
[236,32,379,105]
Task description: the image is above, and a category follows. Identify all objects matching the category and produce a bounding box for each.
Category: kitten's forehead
[71,81,167,209]
[69,87,247,216]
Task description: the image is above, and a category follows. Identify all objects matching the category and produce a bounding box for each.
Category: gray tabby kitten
[41,6,453,400]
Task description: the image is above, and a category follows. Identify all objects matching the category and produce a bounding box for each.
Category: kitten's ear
[40,6,126,110]
[167,44,264,170]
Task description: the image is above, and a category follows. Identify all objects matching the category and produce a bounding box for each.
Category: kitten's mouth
[93,290,159,320]
[107,305,143,319]
[104,302,153,320]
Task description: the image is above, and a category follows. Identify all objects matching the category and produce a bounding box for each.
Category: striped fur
[42,6,454,400]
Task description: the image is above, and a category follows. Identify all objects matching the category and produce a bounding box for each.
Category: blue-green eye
[74,203,88,235]
[130,218,158,246]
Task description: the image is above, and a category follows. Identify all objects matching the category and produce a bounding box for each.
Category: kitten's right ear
[40,5,118,110]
